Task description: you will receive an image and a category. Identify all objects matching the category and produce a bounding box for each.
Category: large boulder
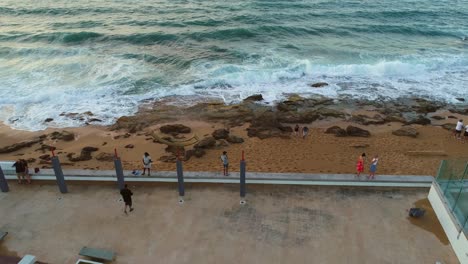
[0,138,42,153]
[68,146,99,162]
[392,127,419,138]
[212,129,230,139]
[243,94,263,102]
[346,126,371,137]
[405,115,431,125]
[95,152,114,162]
[325,126,347,137]
[310,82,329,88]
[160,124,191,134]
[226,135,244,144]
[50,131,75,141]
[194,136,216,149]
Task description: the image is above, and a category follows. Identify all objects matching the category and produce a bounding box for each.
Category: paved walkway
[0,184,457,263]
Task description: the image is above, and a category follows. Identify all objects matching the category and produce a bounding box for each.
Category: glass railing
[435,160,468,234]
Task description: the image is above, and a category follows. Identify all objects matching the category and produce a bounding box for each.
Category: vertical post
[114,148,125,190]
[51,155,68,194]
[240,151,246,204]
[0,165,9,192]
[176,154,185,203]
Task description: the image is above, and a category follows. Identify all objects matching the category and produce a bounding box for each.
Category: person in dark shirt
[120,184,134,214]
[12,159,27,184]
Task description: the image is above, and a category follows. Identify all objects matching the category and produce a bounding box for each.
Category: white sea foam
[0,47,467,131]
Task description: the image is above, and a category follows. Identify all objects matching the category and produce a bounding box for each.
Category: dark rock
[412,99,442,114]
[39,134,48,139]
[325,126,347,137]
[212,129,230,139]
[95,152,115,162]
[448,115,457,119]
[226,135,244,144]
[50,131,75,141]
[350,114,386,125]
[186,148,206,160]
[383,114,407,123]
[405,115,431,125]
[455,97,465,102]
[125,144,134,149]
[160,124,191,134]
[194,136,216,149]
[39,154,51,160]
[83,111,94,116]
[277,102,297,112]
[35,144,56,152]
[243,94,263,102]
[310,82,329,88]
[216,139,229,147]
[102,142,107,146]
[431,115,445,120]
[0,138,42,153]
[350,144,369,148]
[316,108,346,119]
[276,111,319,124]
[82,146,99,152]
[392,127,419,138]
[44,118,54,123]
[448,108,468,115]
[123,133,131,138]
[165,145,185,156]
[346,126,371,137]
[88,118,102,123]
[26,158,36,163]
[441,123,454,130]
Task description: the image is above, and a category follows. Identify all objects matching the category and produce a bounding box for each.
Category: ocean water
[0,0,467,130]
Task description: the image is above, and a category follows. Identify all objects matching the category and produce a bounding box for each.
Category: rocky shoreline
[0,93,467,174]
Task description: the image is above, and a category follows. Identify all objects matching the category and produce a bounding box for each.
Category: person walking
[302,126,309,139]
[142,152,152,176]
[220,151,229,176]
[294,124,300,137]
[120,184,134,214]
[356,153,366,178]
[454,119,464,139]
[368,155,379,180]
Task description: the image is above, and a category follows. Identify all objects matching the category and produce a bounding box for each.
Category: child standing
[356,153,366,178]
[368,155,379,180]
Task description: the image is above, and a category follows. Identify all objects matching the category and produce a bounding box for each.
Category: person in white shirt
[142,152,152,176]
[454,119,464,139]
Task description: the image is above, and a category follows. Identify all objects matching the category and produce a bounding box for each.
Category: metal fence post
[0,165,9,192]
[51,150,68,193]
[240,151,246,204]
[114,149,125,190]
[176,155,185,203]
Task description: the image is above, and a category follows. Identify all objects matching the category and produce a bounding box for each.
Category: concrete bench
[18,255,36,264]
[79,247,115,261]
[0,231,8,240]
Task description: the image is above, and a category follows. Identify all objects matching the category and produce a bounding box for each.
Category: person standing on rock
[142,152,152,176]
[356,153,366,178]
[368,155,379,180]
[120,184,134,215]
[221,151,229,176]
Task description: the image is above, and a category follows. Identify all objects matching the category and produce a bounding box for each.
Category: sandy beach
[1,100,467,176]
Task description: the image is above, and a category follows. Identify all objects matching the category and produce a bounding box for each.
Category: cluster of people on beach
[356,153,379,180]
[294,124,309,139]
[454,119,468,143]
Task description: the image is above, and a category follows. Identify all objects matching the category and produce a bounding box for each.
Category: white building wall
[428,184,468,264]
